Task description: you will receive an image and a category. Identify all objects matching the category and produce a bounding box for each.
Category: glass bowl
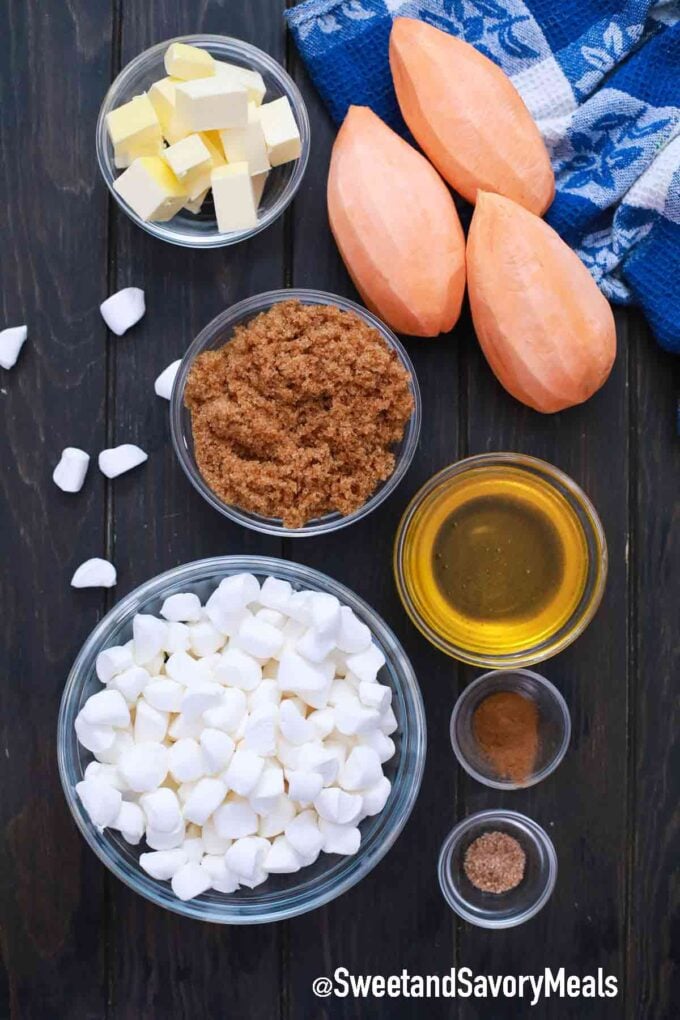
[57,556,426,924]
[170,289,422,537]
[96,35,310,247]
[393,453,607,668]
[438,810,557,928]
[450,669,571,789]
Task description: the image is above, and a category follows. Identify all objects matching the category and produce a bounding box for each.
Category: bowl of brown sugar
[450,669,571,789]
[170,290,421,535]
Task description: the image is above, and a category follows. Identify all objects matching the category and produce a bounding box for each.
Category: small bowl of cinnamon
[450,669,571,789]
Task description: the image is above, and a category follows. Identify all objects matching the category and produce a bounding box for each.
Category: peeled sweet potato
[467,192,616,413]
[389,18,554,215]
[327,105,465,337]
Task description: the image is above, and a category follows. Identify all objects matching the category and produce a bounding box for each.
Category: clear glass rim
[449,669,572,790]
[438,809,558,929]
[95,34,311,248]
[169,289,423,537]
[393,453,608,667]
[57,555,427,924]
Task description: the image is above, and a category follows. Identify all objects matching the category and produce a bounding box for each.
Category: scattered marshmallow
[0,325,27,369]
[71,557,117,588]
[100,287,145,336]
[154,359,181,400]
[98,443,148,479]
[53,447,90,493]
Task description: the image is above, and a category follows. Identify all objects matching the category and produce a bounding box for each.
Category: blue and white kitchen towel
[286,0,680,354]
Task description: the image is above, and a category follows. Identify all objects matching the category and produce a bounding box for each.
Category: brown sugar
[184,300,414,528]
[463,831,526,894]
[472,690,539,784]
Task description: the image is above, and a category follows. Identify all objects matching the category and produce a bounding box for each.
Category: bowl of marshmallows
[58,556,426,922]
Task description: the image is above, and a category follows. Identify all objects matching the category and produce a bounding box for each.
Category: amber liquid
[401,465,590,657]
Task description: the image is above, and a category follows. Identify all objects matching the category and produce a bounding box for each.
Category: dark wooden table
[2,2,679,1017]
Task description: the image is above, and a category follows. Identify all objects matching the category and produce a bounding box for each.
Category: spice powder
[472,690,539,784]
[463,831,526,894]
[185,300,414,528]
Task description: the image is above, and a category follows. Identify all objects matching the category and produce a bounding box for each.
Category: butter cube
[211,163,258,233]
[184,188,209,215]
[199,131,227,168]
[175,77,248,132]
[113,157,187,222]
[106,94,162,166]
[219,103,270,176]
[162,133,213,200]
[257,97,301,167]
[148,77,192,146]
[215,61,267,106]
[252,171,269,209]
[164,42,215,81]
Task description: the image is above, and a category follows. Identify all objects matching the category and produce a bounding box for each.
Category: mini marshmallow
[339,747,383,792]
[111,666,150,704]
[201,818,232,855]
[177,780,197,804]
[276,736,302,771]
[243,704,278,757]
[205,594,251,636]
[0,325,27,369]
[277,650,330,699]
[237,616,283,660]
[224,748,265,796]
[166,651,207,687]
[167,738,206,783]
[358,681,392,713]
[160,592,202,623]
[163,621,191,653]
[308,593,341,637]
[100,287,145,336]
[200,728,235,774]
[131,616,166,667]
[171,861,212,901]
[334,697,381,737]
[297,742,339,786]
[259,576,292,612]
[202,688,247,734]
[143,677,184,713]
[319,819,361,856]
[361,776,392,816]
[81,689,130,729]
[71,557,117,588]
[257,795,296,838]
[336,606,372,654]
[168,713,204,741]
[214,648,262,691]
[146,820,186,851]
[93,729,133,765]
[329,679,357,706]
[188,620,225,657]
[296,627,337,664]
[225,836,269,881]
[96,644,134,683]
[182,777,227,825]
[214,573,260,612]
[249,763,284,814]
[182,836,205,864]
[53,447,90,493]
[154,359,181,400]
[118,742,168,792]
[213,796,258,839]
[98,444,148,479]
[285,810,324,864]
[181,681,224,721]
[380,706,399,735]
[111,801,145,844]
[256,607,286,628]
[324,739,349,773]
[134,701,168,743]
[279,699,314,745]
[265,835,303,874]
[84,761,127,792]
[306,707,336,742]
[140,788,182,832]
[285,591,313,625]
[75,714,115,754]
[357,729,395,764]
[200,854,240,893]
[314,788,363,826]
[140,848,188,881]
[346,644,386,685]
[286,769,323,806]
[76,778,122,829]
[248,678,281,711]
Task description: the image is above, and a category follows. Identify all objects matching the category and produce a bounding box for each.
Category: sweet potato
[389,18,554,215]
[327,105,465,337]
[467,192,616,413]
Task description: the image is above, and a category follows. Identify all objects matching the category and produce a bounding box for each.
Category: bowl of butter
[96,35,310,247]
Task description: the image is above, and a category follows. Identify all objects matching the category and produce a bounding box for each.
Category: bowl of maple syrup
[393,454,607,667]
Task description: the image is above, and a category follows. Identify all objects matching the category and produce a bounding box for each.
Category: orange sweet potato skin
[467,192,616,413]
[327,105,465,337]
[389,18,554,215]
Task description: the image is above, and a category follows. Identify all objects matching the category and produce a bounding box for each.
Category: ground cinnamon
[472,690,539,784]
